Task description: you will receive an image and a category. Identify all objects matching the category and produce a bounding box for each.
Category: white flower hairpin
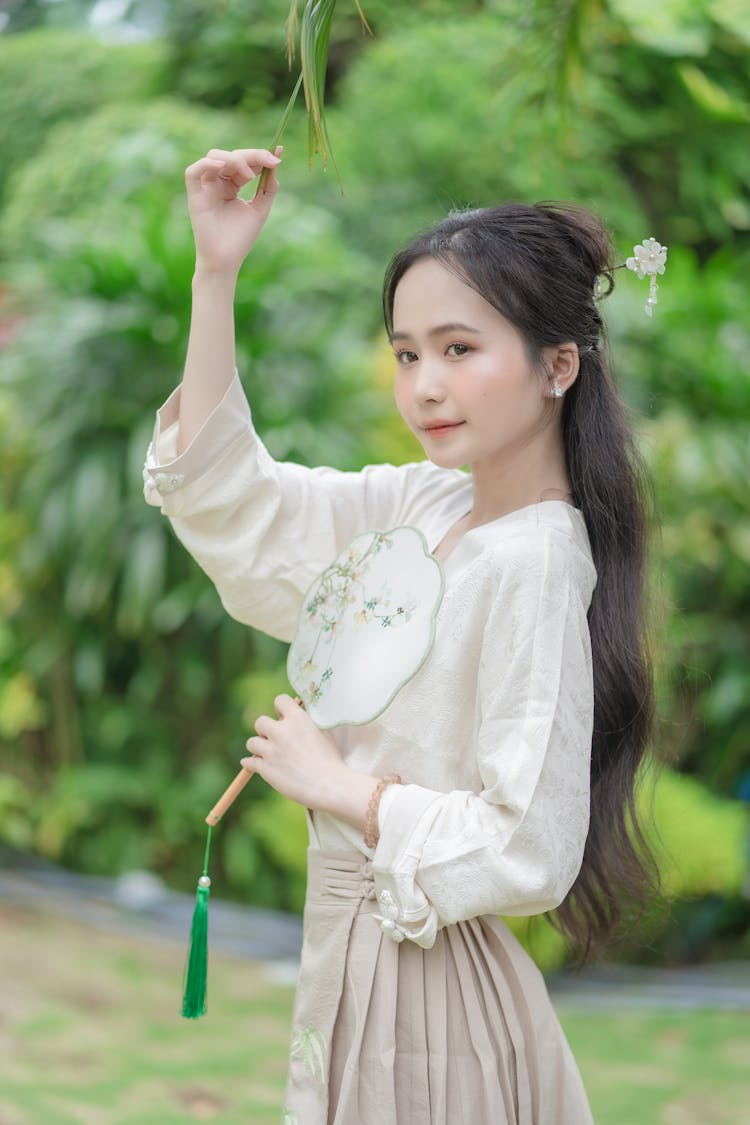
[626,237,668,317]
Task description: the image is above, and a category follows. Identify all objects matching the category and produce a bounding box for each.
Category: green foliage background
[1,0,749,966]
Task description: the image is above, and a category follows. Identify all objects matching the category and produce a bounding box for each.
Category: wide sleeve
[142,371,466,641]
[370,528,596,948]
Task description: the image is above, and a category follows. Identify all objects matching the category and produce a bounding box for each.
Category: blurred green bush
[0,29,165,207]
[0,55,386,908]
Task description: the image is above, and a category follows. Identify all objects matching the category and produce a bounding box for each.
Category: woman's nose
[413,360,447,403]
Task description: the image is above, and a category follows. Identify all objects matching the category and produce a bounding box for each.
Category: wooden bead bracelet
[364,774,402,849]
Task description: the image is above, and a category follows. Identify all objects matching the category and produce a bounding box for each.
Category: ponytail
[555,340,660,960]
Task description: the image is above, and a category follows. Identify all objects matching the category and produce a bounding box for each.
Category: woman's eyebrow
[389,321,483,343]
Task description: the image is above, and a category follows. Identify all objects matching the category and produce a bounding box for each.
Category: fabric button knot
[153,472,185,495]
[376,916,405,942]
[376,888,399,921]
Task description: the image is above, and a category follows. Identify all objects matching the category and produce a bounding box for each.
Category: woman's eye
[395,350,418,364]
[446,342,471,357]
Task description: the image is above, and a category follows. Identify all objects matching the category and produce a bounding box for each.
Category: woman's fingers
[184,156,225,193]
[240,755,263,777]
[227,146,282,167]
[274,693,301,718]
[185,148,282,206]
[254,714,275,739]
[253,695,300,740]
[185,156,253,197]
[212,147,281,181]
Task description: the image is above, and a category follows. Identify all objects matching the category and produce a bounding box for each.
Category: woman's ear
[543,341,580,394]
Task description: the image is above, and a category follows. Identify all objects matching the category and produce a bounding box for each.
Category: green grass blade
[259,70,304,192]
[286,0,300,66]
[275,1,372,186]
[353,0,372,35]
[272,69,305,148]
[302,0,338,173]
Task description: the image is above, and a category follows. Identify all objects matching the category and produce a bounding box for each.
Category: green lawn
[1,903,748,1124]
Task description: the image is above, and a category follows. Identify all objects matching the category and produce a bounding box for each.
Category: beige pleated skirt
[282,849,594,1125]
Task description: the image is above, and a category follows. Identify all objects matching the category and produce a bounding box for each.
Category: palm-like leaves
[276,0,595,178]
[280,1,371,172]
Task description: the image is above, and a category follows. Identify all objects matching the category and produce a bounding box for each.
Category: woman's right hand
[184,146,283,277]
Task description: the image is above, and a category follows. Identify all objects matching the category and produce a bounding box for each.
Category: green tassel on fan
[182,825,213,1019]
[181,765,255,1019]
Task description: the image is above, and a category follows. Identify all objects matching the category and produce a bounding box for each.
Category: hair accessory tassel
[625,237,668,317]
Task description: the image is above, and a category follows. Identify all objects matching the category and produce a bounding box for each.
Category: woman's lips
[422,421,465,438]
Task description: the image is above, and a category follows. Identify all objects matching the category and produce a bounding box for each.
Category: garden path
[2,846,749,1011]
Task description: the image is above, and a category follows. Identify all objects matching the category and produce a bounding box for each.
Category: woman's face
[391,257,552,473]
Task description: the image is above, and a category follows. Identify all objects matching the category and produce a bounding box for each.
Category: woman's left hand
[241,694,347,810]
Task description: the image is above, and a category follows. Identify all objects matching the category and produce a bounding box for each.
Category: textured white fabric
[145,371,597,950]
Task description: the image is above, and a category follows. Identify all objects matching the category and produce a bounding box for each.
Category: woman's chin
[424,449,467,470]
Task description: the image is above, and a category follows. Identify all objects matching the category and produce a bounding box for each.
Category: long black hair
[382,203,660,963]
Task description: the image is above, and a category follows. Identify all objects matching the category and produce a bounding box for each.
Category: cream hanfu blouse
[143,372,598,949]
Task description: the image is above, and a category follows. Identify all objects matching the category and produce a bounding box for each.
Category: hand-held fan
[287,526,444,725]
[182,526,443,1018]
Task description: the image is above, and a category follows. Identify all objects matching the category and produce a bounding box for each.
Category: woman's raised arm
[178,145,283,454]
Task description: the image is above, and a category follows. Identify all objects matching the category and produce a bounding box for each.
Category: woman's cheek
[393,374,411,421]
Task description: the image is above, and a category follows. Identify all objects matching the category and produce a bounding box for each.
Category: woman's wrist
[192,264,240,290]
[363,774,402,849]
[317,765,382,833]
[317,765,403,847]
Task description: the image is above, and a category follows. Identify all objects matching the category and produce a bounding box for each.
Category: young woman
[144,146,658,1124]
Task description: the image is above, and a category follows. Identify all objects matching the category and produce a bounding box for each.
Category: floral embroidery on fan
[290,1025,328,1084]
[291,531,417,706]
